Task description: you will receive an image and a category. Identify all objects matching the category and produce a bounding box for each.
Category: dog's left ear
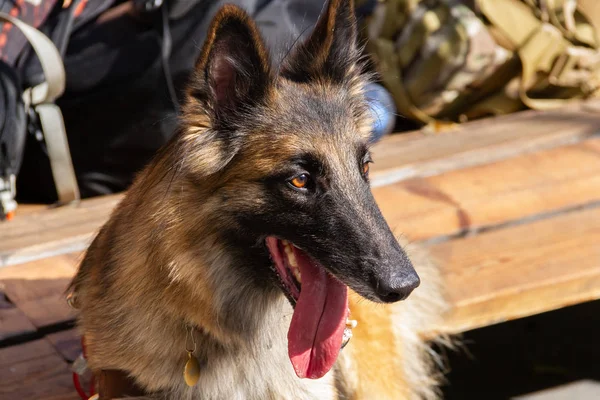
[187,5,273,127]
[282,0,361,84]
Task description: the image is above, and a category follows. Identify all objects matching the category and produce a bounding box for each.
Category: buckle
[549,47,600,91]
[0,174,17,221]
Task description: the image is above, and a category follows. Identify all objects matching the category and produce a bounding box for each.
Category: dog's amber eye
[363,161,370,176]
[290,174,309,189]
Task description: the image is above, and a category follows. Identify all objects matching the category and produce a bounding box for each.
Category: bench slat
[0,339,78,400]
[427,206,600,335]
[370,105,600,187]
[46,329,81,363]
[0,306,37,342]
[0,254,79,329]
[0,195,122,267]
[375,138,600,242]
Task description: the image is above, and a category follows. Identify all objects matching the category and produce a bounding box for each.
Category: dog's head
[175,0,419,379]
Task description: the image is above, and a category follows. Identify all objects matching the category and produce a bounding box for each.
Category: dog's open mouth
[265,237,349,380]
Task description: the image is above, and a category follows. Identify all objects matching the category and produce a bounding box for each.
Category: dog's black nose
[375,270,420,303]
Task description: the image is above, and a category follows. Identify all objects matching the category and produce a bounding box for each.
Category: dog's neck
[129,251,334,399]
[92,179,336,398]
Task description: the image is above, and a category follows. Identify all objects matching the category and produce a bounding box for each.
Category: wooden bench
[2,102,600,399]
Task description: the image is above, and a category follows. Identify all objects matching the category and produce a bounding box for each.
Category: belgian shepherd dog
[68,0,447,398]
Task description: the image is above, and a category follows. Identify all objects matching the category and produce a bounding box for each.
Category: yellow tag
[184,351,200,387]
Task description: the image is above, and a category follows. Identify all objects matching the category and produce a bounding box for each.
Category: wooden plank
[0,337,56,369]
[47,329,81,363]
[0,290,37,341]
[15,203,49,216]
[0,194,123,267]
[374,182,459,241]
[375,138,600,242]
[426,206,600,335]
[0,339,78,400]
[0,254,80,328]
[370,105,600,187]
[0,306,37,342]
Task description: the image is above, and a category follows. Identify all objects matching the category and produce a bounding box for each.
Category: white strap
[36,104,80,202]
[0,12,65,104]
[0,12,79,204]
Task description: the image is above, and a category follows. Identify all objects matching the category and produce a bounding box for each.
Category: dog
[67,0,448,398]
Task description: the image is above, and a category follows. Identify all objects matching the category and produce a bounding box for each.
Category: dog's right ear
[179,6,273,177]
[186,5,273,128]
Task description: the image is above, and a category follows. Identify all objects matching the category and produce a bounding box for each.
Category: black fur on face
[182,0,419,305]
[231,144,420,304]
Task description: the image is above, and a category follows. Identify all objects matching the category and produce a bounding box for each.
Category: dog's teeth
[288,253,298,268]
[284,243,298,268]
[346,319,358,329]
[281,241,301,283]
[292,267,302,284]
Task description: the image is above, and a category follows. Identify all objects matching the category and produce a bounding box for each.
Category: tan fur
[72,197,447,399]
[69,1,449,399]
[334,238,448,400]
[72,187,339,399]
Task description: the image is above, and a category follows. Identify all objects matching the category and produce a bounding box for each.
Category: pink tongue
[287,247,348,379]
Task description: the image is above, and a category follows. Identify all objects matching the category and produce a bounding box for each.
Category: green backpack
[359,0,600,127]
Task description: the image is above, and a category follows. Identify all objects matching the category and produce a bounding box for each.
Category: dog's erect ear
[282,0,360,84]
[180,6,272,177]
[188,5,272,126]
